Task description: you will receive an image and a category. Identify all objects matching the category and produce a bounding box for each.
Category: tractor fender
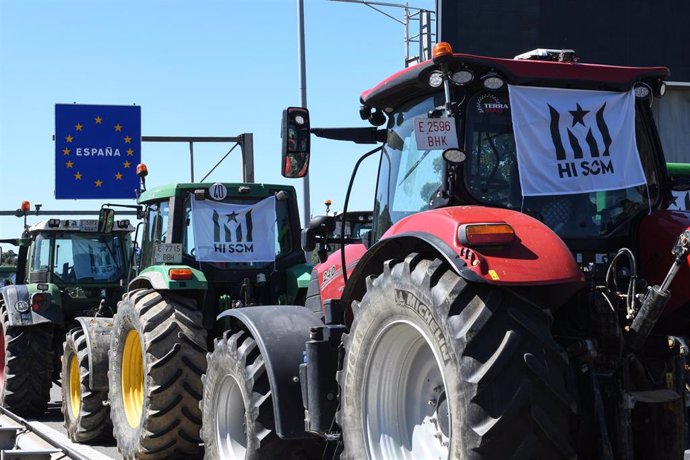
[128,265,208,292]
[74,316,113,391]
[0,284,63,327]
[340,207,583,321]
[216,306,322,439]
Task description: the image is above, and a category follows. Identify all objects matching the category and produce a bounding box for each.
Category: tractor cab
[287,43,673,266]
[24,219,133,286]
[15,218,134,316]
[359,45,670,253]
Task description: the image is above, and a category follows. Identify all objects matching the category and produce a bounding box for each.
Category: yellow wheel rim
[121,329,144,428]
[68,354,81,418]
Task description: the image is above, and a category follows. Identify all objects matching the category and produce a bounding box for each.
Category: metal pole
[420,9,432,61]
[298,0,311,226]
[189,141,195,182]
[404,4,410,66]
[241,133,255,183]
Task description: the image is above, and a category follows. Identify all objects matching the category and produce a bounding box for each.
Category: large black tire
[0,301,53,416]
[339,253,577,460]
[61,327,112,442]
[201,330,324,460]
[109,289,207,459]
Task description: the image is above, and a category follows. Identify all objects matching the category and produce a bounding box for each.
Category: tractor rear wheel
[0,301,53,416]
[339,253,576,460]
[61,327,111,442]
[109,289,206,459]
[201,330,324,460]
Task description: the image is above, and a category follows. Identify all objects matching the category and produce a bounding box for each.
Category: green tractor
[72,173,311,458]
[0,216,134,428]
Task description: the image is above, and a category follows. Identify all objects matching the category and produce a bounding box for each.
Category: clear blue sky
[0,0,435,250]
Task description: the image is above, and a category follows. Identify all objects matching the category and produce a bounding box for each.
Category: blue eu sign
[55,104,141,199]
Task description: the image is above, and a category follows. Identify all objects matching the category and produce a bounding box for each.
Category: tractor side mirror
[301,215,336,252]
[281,107,311,178]
[98,208,115,233]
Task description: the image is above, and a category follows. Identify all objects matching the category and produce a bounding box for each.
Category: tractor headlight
[634,83,651,99]
[451,70,474,85]
[482,74,505,90]
[428,71,444,88]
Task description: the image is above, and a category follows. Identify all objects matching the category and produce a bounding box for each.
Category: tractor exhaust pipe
[627,231,690,350]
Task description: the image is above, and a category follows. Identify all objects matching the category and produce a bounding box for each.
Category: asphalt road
[30,382,121,459]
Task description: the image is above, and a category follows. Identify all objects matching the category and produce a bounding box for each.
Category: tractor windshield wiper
[399,149,432,186]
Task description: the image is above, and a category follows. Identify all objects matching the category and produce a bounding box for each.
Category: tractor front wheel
[201,330,324,460]
[109,289,207,459]
[0,301,53,416]
[339,254,577,460]
[61,327,111,442]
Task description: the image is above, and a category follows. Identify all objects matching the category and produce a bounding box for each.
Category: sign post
[55,104,141,199]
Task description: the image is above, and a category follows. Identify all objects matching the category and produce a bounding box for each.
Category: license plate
[153,243,183,264]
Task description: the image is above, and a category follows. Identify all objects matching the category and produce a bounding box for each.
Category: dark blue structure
[437,0,690,81]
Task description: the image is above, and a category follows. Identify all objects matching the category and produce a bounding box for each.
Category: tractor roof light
[451,69,474,85]
[117,219,130,228]
[654,80,667,98]
[136,163,148,178]
[482,73,505,91]
[458,223,515,246]
[428,71,444,88]
[432,42,453,63]
[634,83,651,99]
[369,109,386,126]
[443,148,467,165]
[169,268,193,280]
[20,201,30,212]
[48,219,60,228]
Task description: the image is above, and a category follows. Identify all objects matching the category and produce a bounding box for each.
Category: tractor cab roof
[361,51,669,111]
[137,182,298,204]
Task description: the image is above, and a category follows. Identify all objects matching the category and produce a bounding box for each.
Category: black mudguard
[0,285,63,327]
[217,305,322,439]
[75,316,113,391]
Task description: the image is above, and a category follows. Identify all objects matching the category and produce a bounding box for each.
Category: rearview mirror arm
[311,127,386,144]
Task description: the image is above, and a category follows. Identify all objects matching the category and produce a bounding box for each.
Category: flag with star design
[55,104,141,199]
[508,85,646,196]
[191,196,276,263]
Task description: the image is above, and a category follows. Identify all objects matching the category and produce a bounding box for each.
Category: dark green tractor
[73,180,310,458]
[0,218,133,428]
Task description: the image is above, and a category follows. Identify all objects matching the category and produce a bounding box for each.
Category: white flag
[508,85,647,196]
[191,196,276,263]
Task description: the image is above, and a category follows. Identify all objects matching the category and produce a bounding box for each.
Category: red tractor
[201,43,690,459]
